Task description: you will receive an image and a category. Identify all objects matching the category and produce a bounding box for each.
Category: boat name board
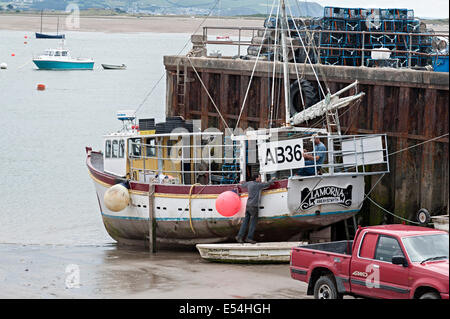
[300,185,353,210]
[258,138,305,172]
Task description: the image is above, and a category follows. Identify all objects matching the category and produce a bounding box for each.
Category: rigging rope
[134,0,221,115]
[235,0,278,130]
[366,196,421,225]
[361,132,449,225]
[284,11,306,112]
[186,55,230,130]
[388,133,449,156]
[188,183,203,234]
[269,3,281,128]
[285,0,326,99]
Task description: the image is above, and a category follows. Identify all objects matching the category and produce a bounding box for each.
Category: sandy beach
[0,14,447,35]
[0,14,263,35]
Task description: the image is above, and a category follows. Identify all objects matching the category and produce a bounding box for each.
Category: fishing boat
[33,48,94,70]
[35,10,65,39]
[101,64,127,70]
[85,0,390,247]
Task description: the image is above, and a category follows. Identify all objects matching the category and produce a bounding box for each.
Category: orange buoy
[37,84,46,91]
[11,53,15,57]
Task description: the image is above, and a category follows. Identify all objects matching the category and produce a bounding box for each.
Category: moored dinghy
[101,64,127,70]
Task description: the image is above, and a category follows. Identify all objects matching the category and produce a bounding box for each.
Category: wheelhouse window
[55,51,61,56]
[374,235,405,263]
[112,140,119,158]
[62,51,68,57]
[128,138,141,157]
[119,140,125,158]
[146,138,156,157]
[105,140,111,158]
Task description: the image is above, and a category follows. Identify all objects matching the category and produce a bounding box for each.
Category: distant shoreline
[0,13,447,34]
[0,14,264,34]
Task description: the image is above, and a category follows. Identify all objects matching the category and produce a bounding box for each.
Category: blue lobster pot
[433,55,449,72]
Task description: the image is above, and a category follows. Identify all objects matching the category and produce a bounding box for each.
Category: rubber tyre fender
[313,275,343,299]
[289,79,319,116]
[416,208,431,225]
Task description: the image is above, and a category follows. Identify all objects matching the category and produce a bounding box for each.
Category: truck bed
[298,240,354,256]
[290,240,354,284]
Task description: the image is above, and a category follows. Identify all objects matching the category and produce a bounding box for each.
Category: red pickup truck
[290,225,449,299]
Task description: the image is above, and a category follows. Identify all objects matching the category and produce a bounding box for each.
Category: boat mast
[280,0,291,127]
[57,16,59,35]
[40,10,43,33]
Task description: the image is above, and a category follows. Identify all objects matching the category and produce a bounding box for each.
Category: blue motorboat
[32,48,94,70]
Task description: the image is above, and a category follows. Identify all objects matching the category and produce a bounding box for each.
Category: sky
[311,0,449,19]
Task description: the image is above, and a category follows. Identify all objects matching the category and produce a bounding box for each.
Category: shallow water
[0,29,242,246]
[0,30,197,245]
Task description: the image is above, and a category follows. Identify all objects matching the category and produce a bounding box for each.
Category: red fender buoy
[215,191,241,217]
[37,84,46,91]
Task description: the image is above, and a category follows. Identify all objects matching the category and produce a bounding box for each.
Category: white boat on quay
[432,215,449,232]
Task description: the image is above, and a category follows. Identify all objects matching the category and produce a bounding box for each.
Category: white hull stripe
[101,209,359,221]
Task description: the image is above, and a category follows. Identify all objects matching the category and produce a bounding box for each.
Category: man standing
[298,134,327,176]
[235,175,275,244]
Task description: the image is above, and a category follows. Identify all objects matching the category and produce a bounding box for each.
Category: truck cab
[290,225,449,299]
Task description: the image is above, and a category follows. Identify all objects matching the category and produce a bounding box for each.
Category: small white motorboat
[33,48,94,70]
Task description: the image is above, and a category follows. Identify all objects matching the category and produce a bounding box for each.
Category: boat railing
[128,141,242,185]
[283,133,390,179]
[202,26,449,69]
[256,133,389,179]
[128,133,389,183]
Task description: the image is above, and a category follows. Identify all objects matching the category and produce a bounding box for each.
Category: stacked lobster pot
[246,7,439,69]
[319,6,434,68]
[246,17,320,62]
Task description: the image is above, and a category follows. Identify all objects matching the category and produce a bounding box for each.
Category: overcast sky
[310,0,449,18]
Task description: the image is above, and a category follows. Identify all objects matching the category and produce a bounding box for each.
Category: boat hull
[33,60,94,70]
[87,151,364,247]
[35,32,65,39]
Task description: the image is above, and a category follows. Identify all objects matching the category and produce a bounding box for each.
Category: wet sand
[0,14,262,35]
[0,244,309,299]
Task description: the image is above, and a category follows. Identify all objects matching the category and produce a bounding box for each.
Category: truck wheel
[416,208,431,225]
[419,292,440,299]
[314,275,342,299]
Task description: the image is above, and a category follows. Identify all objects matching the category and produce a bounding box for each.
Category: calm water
[0,30,204,245]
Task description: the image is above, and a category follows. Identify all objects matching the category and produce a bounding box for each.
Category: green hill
[27,0,324,17]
